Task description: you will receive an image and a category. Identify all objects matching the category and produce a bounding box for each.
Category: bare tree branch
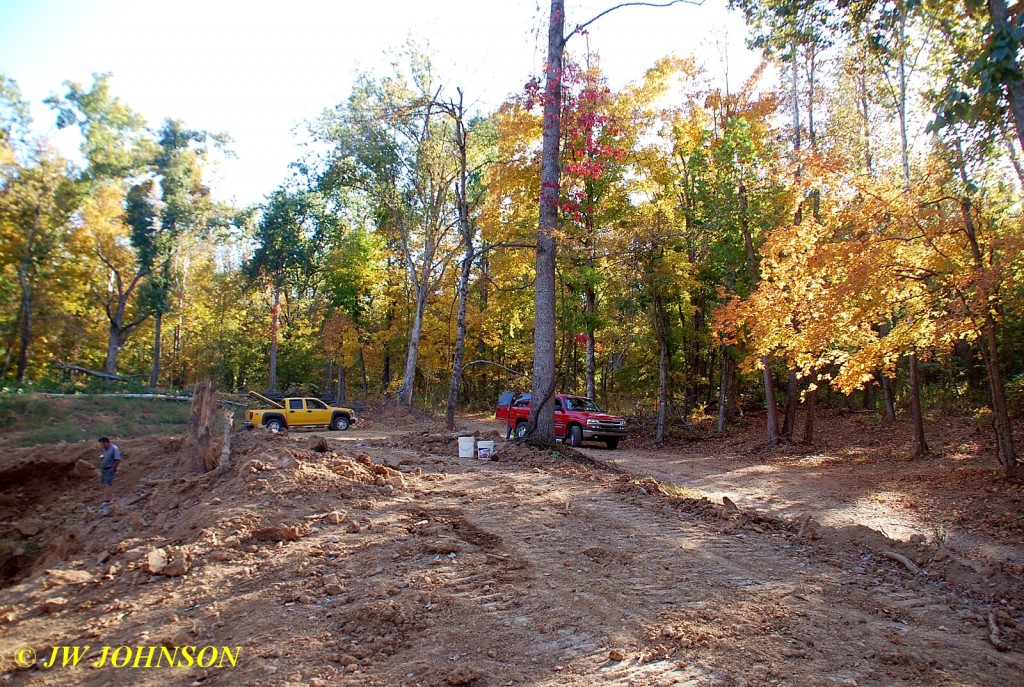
[566,0,703,45]
[460,359,529,378]
[478,241,539,255]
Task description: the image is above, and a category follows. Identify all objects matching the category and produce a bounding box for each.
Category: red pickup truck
[502,393,627,449]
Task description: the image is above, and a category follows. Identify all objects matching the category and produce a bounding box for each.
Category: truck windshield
[564,397,602,412]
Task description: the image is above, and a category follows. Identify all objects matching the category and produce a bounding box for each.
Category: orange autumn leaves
[714,151,1022,396]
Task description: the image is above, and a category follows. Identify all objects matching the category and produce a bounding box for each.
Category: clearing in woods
[0,402,1022,686]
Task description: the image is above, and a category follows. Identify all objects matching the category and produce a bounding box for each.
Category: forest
[1,0,1022,476]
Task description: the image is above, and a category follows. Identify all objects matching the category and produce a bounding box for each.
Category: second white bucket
[458,436,475,458]
[477,440,495,460]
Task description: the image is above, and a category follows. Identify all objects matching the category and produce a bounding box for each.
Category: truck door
[305,398,331,425]
[287,398,305,425]
[554,397,566,437]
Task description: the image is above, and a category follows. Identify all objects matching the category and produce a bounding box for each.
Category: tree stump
[180,381,221,473]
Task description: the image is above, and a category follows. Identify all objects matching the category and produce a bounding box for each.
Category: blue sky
[0,0,756,205]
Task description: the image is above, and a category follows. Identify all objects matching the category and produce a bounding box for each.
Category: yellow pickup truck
[245,392,356,432]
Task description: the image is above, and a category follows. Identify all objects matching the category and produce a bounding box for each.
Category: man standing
[98,437,121,516]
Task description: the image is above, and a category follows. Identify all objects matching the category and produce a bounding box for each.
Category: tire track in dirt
[380,459,1024,686]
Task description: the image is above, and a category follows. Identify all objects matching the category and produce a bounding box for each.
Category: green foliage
[125,179,159,267]
[326,227,384,320]
[46,73,155,182]
[0,74,31,147]
[730,0,834,62]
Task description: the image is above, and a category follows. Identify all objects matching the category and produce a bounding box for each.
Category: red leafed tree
[527,0,700,444]
[558,61,627,400]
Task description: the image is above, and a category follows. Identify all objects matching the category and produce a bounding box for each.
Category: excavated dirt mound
[372,428,506,456]
[354,400,440,431]
[1,423,1023,686]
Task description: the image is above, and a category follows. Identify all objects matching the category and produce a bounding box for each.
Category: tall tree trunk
[988,0,1024,152]
[806,45,817,151]
[717,345,729,434]
[724,352,737,423]
[879,29,910,478]
[585,286,596,400]
[149,311,163,388]
[683,310,702,420]
[171,323,181,384]
[15,266,31,385]
[897,10,911,190]
[782,369,799,440]
[739,182,781,444]
[104,290,133,378]
[104,324,122,377]
[761,356,781,445]
[15,209,42,386]
[863,51,897,420]
[377,273,393,393]
[1000,123,1024,188]
[881,374,897,419]
[654,293,669,446]
[879,321,898,420]
[95,225,151,378]
[802,371,817,444]
[909,351,929,456]
[980,320,1017,473]
[791,49,803,226]
[1,325,16,381]
[957,167,1017,473]
[398,285,429,407]
[780,44,806,437]
[445,95,474,431]
[268,280,280,392]
[336,358,347,405]
[791,47,801,158]
[656,337,668,446]
[859,62,874,175]
[173,251,190,387]
[359,346,369,398]
[527,0,564,444]
[445,250,473,429]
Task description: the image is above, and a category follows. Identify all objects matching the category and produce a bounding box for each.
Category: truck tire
[568,425,583,447]
[265,418,283,432]
[605,438,620,450]
[331,415,350,431]
[515,421,528,439]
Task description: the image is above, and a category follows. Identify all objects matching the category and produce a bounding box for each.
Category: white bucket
[477,440,495,460]
[458,436,475,458]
